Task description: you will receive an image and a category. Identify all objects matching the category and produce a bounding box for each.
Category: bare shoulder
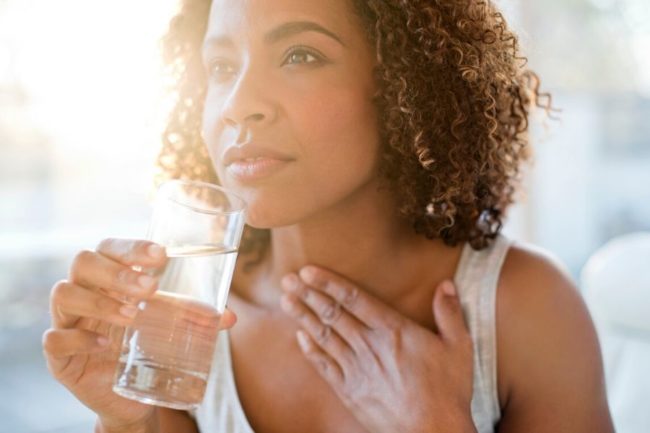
[494,242,614,433]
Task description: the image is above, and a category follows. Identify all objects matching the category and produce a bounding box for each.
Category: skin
[200,0,614,432]
[42,239,237,433]
[43,0,615,432]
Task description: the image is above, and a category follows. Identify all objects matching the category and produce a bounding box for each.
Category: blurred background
[0,0,648,432]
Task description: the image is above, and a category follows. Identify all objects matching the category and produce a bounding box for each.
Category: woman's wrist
[429,409,477,433]
[95,411,159,433]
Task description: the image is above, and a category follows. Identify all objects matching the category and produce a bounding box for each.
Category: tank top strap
[453,234,512,432]
[191,330,255,433]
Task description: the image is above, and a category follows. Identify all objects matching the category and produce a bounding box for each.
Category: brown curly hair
[156,0,552,267]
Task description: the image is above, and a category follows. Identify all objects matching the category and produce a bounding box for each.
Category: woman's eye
[206,60,236,82]
[283,48,322,66]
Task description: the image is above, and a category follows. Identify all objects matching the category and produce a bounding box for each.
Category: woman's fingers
[432,280,471,345]
[219,308,237,330]
[280,291,357,373]
[68,250,159,299]
[42,328,110,374]
[50,280,139,329]
[297,266,402,330]
[95,238,167,269]
[295,329,345,390]
[53,238,166,334]
[281,274,371,357]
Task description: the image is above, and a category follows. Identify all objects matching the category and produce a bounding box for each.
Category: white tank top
[191,234,511,433]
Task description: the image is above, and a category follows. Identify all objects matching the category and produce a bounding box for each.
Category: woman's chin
[244,218,276,230]
[243,203,295,229]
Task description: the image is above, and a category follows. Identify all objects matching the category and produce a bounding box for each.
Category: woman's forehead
[206,0,357,39]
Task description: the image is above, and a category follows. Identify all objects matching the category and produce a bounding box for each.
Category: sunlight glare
[4,0,178,189]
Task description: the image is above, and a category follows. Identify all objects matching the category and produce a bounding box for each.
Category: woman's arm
[96,408,198,433]
[496,246,615,433]
[158,408,199,433]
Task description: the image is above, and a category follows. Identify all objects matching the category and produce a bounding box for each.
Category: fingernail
[442,281,456,296]
[148,244,165,259]
[281,274,299,292]
[296,330,310,352]
[120,304,139,318]
[299,266,317,282]
[280,294,298,314]
[97,336,110,346]
[137,274,155,290]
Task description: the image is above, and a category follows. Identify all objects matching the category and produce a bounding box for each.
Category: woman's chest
[229,313,371,433]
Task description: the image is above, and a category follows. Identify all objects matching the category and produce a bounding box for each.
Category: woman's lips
[226,157,292,182]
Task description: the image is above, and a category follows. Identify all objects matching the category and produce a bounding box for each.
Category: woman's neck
[242,179,460,311]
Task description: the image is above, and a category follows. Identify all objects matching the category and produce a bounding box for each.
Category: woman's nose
[219,68,276,130]
[222,112,266,129]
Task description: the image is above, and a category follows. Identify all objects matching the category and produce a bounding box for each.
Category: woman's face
[201,0,380,228]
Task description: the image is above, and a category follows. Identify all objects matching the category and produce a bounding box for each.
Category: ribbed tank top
[191,234,512,433]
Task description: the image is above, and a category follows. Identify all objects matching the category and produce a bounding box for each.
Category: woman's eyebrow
[264,21,346,47]
[202,20,346,53]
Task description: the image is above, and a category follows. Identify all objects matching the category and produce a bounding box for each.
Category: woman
[42,0,615,432]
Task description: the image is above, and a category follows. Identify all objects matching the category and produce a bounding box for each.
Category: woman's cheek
[295,87,380,170]
[202,101,237,182]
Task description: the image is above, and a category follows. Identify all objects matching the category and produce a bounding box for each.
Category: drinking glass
[112,179,246,410]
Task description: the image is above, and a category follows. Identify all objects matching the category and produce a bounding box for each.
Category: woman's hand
[279,266,477,433]
[42,238,237,432]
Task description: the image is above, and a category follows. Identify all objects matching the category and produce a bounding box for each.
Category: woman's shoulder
[493,241,612,431]
[497,240,578,308]
[497,241,585,335]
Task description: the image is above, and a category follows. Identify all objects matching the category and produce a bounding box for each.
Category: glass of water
[112,179,246,410]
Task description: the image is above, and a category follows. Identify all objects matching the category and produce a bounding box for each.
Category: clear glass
[112,180,246,410]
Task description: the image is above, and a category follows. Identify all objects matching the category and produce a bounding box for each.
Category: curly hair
[156,0,552,268]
